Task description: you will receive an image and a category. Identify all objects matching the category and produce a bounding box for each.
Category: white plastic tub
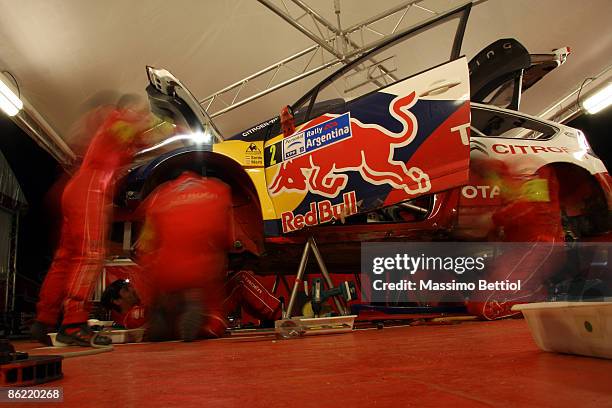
[101,328,145,344]
[512,302,612,359]
[87,319,114,329]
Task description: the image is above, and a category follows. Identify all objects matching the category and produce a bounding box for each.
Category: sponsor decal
[282,132,305,160]
[242,117,278,138]
[461,184,501,199]
[282,112,352,162]
[268,92,431,199]
[242,274,263,295]
[468,40,515,76]
[470,140,489,155]
[491,144,571,155]
[281,190,357,233]
[245,143,263,166]
[450,123,470,146]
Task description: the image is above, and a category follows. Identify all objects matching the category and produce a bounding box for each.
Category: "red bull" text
[281,191,358,233]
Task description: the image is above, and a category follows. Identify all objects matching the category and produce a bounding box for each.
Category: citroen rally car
[117,4,611,278]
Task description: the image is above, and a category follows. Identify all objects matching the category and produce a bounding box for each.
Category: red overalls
[117,270,282,337]
[36,109,148,326]
[137,172,281,337]
[466,162,565,320]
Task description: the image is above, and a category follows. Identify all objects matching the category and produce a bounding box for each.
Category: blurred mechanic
[135,171,281,341]
[32,103,159,346]
[223,270,282,324]
[100,272,281,336]
[101,279,147,329]
[466,158,565,320]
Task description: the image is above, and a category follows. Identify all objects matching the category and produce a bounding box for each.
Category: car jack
[275,237,357,339]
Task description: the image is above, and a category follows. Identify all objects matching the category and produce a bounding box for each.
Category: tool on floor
[0,339,63,386]
[275,319,306,339]
[275,315,357,339]
[310,278,357,317]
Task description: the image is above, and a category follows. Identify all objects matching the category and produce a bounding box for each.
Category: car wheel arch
[540,162,610,237]
[140,150,265,255]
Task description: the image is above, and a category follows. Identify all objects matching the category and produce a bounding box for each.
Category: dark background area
[569,108,612,169]
[0,116,66,318]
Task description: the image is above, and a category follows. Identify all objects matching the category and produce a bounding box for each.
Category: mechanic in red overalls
[32,106,155,346]
[101,278,148,329]
[135,171,281,341]
[466,159,565,320]
[100,271,282,335]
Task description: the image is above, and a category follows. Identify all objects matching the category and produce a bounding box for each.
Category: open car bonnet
[145,66,223,143]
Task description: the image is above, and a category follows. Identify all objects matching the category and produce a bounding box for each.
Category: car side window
[471,106,556,140]
[292,98,346,129]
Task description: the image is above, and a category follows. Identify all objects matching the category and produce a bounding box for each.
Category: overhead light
[0,72,23,117]
[582,83,612,114]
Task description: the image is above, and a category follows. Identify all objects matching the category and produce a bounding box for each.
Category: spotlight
[582,83,612,114]
[0,72,23,117]
[190,129,213,145]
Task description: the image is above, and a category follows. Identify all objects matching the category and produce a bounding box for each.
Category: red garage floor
[12,319,612,407]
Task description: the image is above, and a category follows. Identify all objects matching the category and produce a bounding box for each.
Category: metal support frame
[201,0,486,118]
[284,237,348,319]
[12,95,76,167]
[258,0,342,59]
[293,1,472,120]
[2,209,18,319]
[122,221,132,255]
[288,0,399,90]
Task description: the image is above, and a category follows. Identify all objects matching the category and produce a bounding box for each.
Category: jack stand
[283,237,349,319]
[276,237,358,339]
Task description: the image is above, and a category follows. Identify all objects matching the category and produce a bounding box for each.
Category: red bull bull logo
[268,91,431,199]
[281,191,357,233]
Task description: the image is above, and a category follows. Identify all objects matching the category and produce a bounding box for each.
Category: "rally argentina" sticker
[281,113,352,161]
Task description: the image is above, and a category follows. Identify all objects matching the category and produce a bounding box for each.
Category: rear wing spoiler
[469,38,570,110]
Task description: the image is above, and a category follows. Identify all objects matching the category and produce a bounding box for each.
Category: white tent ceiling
[0,0,611,158]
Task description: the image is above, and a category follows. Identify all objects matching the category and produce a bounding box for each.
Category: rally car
[118,4,611,276]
